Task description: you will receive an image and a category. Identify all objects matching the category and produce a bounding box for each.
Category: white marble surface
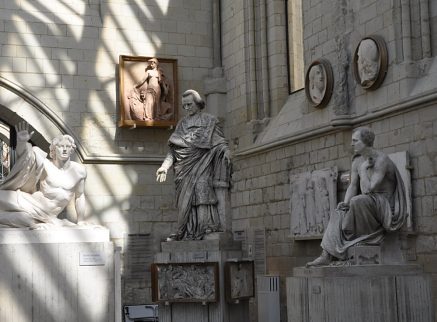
[0,228,116,322]
[0,226,110,244]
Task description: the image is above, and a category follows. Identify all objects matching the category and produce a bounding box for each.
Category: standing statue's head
[50,135,76,161]
[182,89,205,115]
[147,57,159,70]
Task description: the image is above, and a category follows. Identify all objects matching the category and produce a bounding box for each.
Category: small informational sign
[233,230,246,241]
[79,252,105,266]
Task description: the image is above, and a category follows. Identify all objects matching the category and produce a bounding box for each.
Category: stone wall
[232,104,437,319]
[1,0,436,320]
[222,0,437,320]
[0,0,215,306]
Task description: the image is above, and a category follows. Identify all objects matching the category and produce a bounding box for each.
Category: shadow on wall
[0,0,175,319]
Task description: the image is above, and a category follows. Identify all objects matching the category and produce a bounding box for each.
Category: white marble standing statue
[0,122,87,228]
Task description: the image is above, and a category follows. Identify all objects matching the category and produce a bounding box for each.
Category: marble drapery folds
[164,112,230,240]
[321,162,407,259]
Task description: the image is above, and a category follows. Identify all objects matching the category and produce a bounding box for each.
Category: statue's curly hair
[182,89,205,110]
[49,134,76,159]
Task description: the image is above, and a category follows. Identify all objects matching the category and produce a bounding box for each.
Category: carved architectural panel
[151,262,219,303]
[225,260,255,302]
[289,167,338,239]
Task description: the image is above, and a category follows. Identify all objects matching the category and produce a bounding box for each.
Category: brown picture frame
[224,260,255,303]
[151,262,219,303]
[118,55,178,128]
[353,35,388,91]
[305,58,334,108]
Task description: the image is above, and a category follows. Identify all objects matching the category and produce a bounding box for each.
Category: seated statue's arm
[342,159,360,205]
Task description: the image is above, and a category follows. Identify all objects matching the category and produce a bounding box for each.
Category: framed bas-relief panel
[224,260,255,303]
[289,167,338,240]
[304,58,334,108]
[151,262,219,303]
[353,35,388,91]
[118,55,178,128]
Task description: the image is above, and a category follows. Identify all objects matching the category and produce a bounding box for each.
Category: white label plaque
[80,252,105,266]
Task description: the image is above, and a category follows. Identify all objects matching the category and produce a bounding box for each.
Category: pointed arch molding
[0,76,163,164]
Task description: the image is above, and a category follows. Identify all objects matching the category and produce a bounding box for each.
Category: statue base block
[154,234,249,322]
[287,264,434,322]
[0,227,118,322]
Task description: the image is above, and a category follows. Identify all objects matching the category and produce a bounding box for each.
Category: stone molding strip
[235,88,437,158]
[0,76,164,164]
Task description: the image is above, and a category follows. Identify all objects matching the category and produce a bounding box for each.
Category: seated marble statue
[0,122,87,229]
[307,127,407,266]
[156,89,231,240]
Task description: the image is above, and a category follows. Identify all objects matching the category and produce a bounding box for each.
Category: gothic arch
[0,76,85,161]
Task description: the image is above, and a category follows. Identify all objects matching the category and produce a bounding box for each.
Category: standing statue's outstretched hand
[15,121,34,142]
[156,167,168,182]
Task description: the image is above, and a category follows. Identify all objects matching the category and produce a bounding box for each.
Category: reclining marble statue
[307,127,407,266]
[0,122,87,229]
[156,89,231,240]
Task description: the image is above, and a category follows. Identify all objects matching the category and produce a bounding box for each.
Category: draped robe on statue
[321,158,407,259]
[164,112,230,240]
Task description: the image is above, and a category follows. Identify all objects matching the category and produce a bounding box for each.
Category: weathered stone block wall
[0,0,215,306]
[232,104,437,320]
[222,0,437,320]
[221,0,289,147]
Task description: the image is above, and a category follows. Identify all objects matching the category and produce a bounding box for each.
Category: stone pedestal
[286,264,434,322]
[154,234,250,322]
[0,227,119,322]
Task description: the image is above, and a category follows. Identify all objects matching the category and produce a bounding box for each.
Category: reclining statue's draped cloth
[0,143,62,227]
[321,161,407,259]
[166,112,230,240]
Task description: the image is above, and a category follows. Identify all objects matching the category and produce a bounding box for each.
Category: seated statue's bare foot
[306,250,332,267]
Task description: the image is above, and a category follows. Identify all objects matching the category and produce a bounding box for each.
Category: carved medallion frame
[118,55,178,128]
[304,58,334,108]
[352,35,388,91]
[151,262,219,303]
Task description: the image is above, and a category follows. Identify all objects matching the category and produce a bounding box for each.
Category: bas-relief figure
[157,264,216,301]
[357,38,379,87]
[307,127,407,266]
[0,122,87,229]
[128,57,172,121]
[229,262,254,299]
[290,168,337,238]
[308,64,326,105]
[157,89,231,241]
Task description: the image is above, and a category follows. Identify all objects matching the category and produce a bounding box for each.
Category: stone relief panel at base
[156,89,232,241]
[290,167,338,239]
[0,122,90,229]
[151,262,219,303]
[225,260,255,303]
